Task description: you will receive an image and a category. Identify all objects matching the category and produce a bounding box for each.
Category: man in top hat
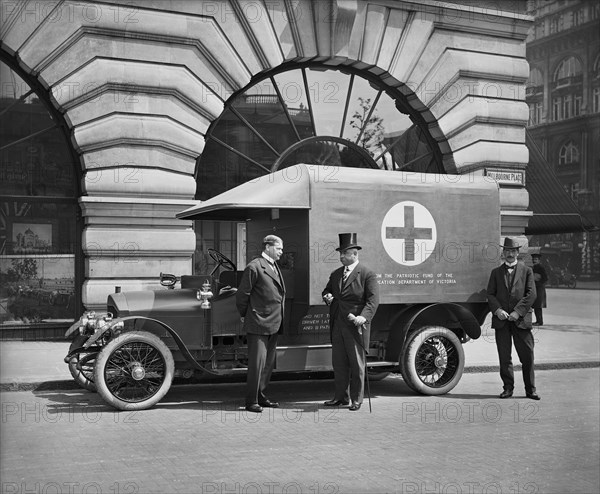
[531,253,548,325]
[486,237,539,400]
[322,233,379,411]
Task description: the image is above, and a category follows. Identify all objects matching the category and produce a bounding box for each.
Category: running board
[367,361,398,367]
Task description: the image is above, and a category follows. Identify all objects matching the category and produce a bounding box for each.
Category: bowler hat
[336,233,362,252]
[531,253,542,259]
[501,237,521,250]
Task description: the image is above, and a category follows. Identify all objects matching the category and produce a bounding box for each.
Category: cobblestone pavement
[1,368,599,494]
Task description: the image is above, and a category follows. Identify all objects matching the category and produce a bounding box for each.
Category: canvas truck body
[65,165,501,410]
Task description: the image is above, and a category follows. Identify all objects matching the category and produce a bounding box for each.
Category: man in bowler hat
[487,237,540,400]
[322,233,379,411]
[236,235,286,413]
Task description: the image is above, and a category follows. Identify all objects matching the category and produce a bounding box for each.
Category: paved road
[1,367,599,494]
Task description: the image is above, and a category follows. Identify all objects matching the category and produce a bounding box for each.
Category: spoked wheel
[68,334,98,392]
[94,331,174,411]
[401,326,464,395]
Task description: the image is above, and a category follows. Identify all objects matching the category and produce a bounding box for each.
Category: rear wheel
[94,331,174,411]
[67,334,97,392]
[401,326,464,395]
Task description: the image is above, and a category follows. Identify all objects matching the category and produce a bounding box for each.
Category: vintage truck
[65,164,500,410]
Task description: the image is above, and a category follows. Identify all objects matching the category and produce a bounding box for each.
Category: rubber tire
[94,331,174,411]
[68,334,97,392]
[401,326,465,395]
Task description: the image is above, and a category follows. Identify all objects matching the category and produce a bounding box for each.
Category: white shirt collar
[504,260,518,268]
[344,260,359,272]
[262,252,276,264]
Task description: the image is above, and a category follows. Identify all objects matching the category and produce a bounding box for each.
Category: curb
[2,360,598,392]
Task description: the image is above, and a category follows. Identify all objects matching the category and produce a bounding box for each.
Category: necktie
[342,267,350,285]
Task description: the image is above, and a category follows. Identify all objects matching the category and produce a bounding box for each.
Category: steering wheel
[208,248,237,275]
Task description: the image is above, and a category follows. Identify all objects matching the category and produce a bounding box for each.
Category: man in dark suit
[322,233,379,411]
[487,237,539,400]
[236,235,286,413]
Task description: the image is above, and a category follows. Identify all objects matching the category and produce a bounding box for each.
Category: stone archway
[1,0,532,309]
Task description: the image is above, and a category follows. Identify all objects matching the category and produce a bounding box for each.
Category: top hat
[501,237,521,250]
[336,233,362,252]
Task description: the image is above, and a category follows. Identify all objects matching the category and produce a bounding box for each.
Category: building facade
[1,0,532,333]
[525,0,600,278]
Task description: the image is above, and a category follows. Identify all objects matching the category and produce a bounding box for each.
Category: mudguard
[81,316,221,376]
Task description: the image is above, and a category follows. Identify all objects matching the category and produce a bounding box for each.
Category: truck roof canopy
[176,166,311,221]
[177,164,498,221]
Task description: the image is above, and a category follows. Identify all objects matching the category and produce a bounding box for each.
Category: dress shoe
[258,399,279,408]
[526,392,541,401]
[245,404,263,413]
[499,390,513,399]
[349,402,362,411]
[323,399,350,406]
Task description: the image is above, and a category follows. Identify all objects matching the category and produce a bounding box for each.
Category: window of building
[562,93,572,119]
[558,140,580,165]
[554,56,583,83]
[563,182,580,201]
[0,60,80,329]
[529,101,543,125]
[552,96,561,120]
[573,8,585,26]
[551,56,583,121]
[526,67,544,97]
[574,94,582,116]
[593,87,600,113]
[194,65,443,274]
[593,55,600,113]
[196,66,442,200]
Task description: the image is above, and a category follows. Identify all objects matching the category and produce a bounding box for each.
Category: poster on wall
[11,222,52,254]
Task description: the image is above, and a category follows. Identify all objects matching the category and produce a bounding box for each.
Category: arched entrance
[194,64,446,273]
[0,57,82,334]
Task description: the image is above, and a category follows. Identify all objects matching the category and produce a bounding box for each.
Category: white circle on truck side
[381,201,437,266]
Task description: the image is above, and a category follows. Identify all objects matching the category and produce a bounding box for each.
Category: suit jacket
[322,262,379,348]
[236,257,286,335]
[487,262,536,330]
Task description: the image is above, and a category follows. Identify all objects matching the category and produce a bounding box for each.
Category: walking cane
[348,314,372,413]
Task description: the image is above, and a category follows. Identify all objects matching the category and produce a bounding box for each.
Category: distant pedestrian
[322,233,379,411]
[486,238,539,400]
[531,253,548,325]
[236,235,286,413]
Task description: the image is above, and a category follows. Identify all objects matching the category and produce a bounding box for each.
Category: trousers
[245,332,278,405]
[494,322,536,394]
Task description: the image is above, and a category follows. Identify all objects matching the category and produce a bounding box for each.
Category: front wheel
[94,331,174,411]
[400,326,465,395]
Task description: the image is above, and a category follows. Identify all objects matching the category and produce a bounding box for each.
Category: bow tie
[505,264,515,271]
